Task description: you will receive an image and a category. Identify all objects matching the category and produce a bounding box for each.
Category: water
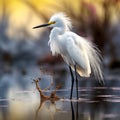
[0,62,120,120]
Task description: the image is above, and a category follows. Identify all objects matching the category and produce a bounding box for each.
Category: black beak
[32,23,50,29]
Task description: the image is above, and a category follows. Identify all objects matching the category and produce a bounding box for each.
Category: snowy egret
[33,13,104,99]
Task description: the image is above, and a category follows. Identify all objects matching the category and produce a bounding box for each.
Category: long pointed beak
[32,23,50,29]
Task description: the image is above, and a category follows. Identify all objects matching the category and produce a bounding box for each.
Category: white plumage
[48,13,103,82]
[33,12,104,99]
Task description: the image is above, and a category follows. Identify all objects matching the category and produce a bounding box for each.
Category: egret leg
[69,66,74,99]
[74,65,79,99]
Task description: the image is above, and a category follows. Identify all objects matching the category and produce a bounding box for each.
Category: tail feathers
[88,43,104,84]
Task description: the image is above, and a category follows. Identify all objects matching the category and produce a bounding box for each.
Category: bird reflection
[76,101,78,120]
[70,100,79,120]
[70,101,75,120]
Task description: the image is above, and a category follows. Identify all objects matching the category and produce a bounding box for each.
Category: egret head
[33,13,72,30]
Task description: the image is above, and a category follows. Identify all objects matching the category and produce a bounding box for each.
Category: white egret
[33,13,104,99]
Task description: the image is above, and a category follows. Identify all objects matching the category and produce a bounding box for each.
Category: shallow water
[0,62,120,120]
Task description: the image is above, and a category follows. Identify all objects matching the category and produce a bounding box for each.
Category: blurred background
[0,0,120,120]
[0,0,120,69]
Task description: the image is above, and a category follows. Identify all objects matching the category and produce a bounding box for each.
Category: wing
[66,33,104,83]
[74,35,104,83]
[66,36,91,77]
